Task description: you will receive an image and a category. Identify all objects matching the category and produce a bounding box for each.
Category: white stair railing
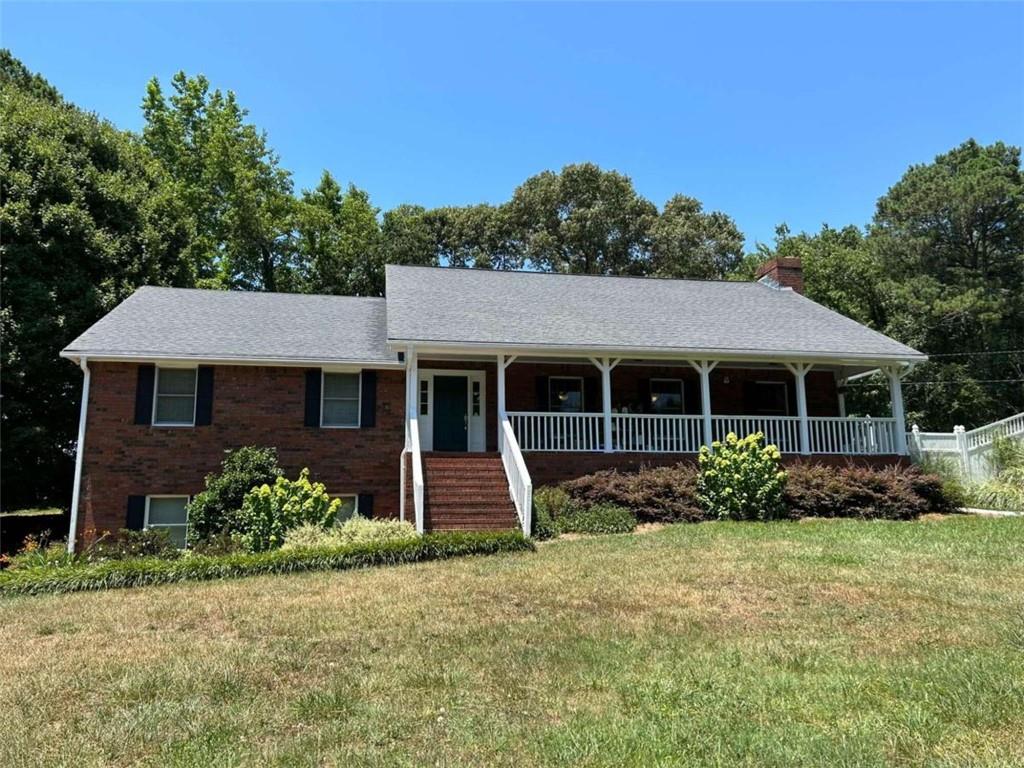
[500,417,533,536]
[408,418,425,533]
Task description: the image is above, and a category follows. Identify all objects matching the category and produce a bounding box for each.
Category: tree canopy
[1,50,1020,512]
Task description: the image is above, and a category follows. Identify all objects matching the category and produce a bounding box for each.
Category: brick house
[61,259,924,545]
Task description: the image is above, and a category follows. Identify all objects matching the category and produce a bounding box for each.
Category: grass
[2,516,1022,767]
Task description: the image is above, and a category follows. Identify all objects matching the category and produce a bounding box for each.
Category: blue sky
[3,2,1022,248]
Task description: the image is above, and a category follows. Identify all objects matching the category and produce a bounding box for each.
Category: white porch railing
[510,412,604,452]
[508,412,902,456]
[500,418,533,535]
[613,413,703,453]
[809,416,897,455]
[408,418,425,533]
[711,415,802,454]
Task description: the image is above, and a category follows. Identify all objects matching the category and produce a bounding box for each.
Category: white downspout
[67,356,90,553]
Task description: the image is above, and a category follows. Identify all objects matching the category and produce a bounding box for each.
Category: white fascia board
[58,351,405,369]
[385,339,927,368]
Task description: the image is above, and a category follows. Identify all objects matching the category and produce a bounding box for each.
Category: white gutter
[67,357,90,554]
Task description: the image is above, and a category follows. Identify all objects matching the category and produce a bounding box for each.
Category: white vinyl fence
[908,412,1024,480]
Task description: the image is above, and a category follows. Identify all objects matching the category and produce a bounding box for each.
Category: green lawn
[2,517,1022,767]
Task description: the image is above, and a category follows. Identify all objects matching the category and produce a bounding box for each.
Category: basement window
[334,495,358,524]
[145,496,189,548]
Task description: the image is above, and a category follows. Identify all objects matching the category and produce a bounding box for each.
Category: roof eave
[384,338,927,367]
[59,350,405,369]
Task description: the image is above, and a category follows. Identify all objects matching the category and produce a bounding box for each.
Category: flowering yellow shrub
[238,469,341,552]
[697,432,787,520]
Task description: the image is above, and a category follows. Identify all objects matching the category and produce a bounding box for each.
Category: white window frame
[650,378,685,414]
[549,376,585,413]
[754,380,790,416]
[152,366,198,427]
[144,495,190,548]
[320,370,362,429]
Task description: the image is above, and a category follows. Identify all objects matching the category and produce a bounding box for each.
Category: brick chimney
[755,257,804,294]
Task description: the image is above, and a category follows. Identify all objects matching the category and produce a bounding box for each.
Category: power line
[846,378,1024,387]
[920,349,1024,358]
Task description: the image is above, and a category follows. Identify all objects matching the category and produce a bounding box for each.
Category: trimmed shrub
[187,447,282,545]
[556,503,637,535]
[783,462,960,519]
[282,516,418,550]
[698,432,787,520]
[0,532,534,597]
[562,462,702,523]
[238,469,341,552]
[532,486,575,540]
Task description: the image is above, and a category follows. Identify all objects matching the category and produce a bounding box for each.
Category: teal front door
[433,375,468,451]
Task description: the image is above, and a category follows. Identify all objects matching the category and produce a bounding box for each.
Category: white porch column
[886,365,909,455]
[688,360,718,448]
[589,357,620,452]
[496,354,516,450]
[67,357,90,553]
[785,362,812,455]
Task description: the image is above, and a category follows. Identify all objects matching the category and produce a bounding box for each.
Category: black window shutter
[195,366,214,426]
[360,370,377,427]
[357,493,374,519]
[584,376,600,413]
[126,495,146,530]
[304,369,321,427]
[535,376,548,411]
[640,378,652,414]
[134,364,155,425]
[743,381,758,413]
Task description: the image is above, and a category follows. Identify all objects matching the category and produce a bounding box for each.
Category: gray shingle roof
[385,265,924,362]
[61,287,396,364]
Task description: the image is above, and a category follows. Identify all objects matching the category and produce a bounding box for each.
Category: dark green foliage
[186,447,282,545]
[1,54,194,512]
[561,463,703,523]
[0,531,534,596]
[555,503,637,535]
[531,486,576,540]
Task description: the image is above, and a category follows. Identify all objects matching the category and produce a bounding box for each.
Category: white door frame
[418,369,487,452]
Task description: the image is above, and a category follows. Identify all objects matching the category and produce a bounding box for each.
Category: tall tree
[433,204,524,270]
[1,53,192,510]
[142,72,296,291]
[379,204,440,269]
[650,194,745,279]
[507,163,657,274]
[296,172,383,295]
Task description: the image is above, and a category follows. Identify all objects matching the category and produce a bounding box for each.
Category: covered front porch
[494,354,909,458]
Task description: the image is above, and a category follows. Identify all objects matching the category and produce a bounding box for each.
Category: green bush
[0,532,534,596]
[238,469,341,552]
[698,432,787,520]
[282,516,418,550]
[556,503,637,535]
[562,463,702,523]
[86,528,180,561]
[531,486,575,540]
[187,447,282,545]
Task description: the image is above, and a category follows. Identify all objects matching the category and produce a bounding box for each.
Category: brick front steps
[422,453,520,532]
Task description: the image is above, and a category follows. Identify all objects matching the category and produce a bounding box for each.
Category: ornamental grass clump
[697,432,787,520]
[238,469,341,552]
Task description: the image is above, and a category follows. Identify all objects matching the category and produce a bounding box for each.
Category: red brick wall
[77,362,406,540]
[504,362,839,417]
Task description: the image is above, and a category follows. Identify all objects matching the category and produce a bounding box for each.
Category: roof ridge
[385,263,761,287]
[134,285,386,301]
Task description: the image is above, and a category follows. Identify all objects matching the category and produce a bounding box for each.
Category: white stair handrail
[500,417,533,536]
[409,417,425,533]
